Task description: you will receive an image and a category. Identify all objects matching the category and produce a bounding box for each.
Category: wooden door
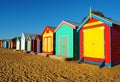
[59,37,62,56]
[84,27,105,59]
[64,36,68,57]
[59,36,68,57]
[27,40,31,51]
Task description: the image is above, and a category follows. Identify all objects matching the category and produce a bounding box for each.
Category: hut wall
[111,25,120,65]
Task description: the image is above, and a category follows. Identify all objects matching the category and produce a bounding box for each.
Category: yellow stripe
[83,21,103,27]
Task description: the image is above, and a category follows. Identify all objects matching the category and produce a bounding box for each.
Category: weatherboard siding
[42,27,54,54]
[111,25,120,63]
[56,24,73,58]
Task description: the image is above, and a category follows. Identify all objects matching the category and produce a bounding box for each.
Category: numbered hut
[42,26,56,54]
[77,9,120,67]
[55,20,80,59]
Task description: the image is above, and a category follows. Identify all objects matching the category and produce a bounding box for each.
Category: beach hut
[2,40,8,48]
[7,40,11,49]
[16,37,21,50]
[0,40,2,48]
[26,34,35,52]
[33,34,42,53]
[55,20,80,59]
[10,38,17,49]
[42,26,56,54]
[77,9,120,67]
[21,33,29,51]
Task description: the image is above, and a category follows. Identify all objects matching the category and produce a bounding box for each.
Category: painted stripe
[77,16,90,31]
[92,14,112,27]
[83,21,103,27]
[77,14,113,31]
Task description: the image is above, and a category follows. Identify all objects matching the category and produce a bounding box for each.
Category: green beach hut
[54,20,80,59]
[26,34,35,52]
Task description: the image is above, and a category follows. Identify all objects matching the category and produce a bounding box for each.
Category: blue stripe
[77,14,113,32]
[77,16,90,32]
[83,60,112,67]
[92,14,112,27]
[83,60,101,65]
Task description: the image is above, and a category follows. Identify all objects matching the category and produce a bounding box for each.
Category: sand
[0,48,120,82]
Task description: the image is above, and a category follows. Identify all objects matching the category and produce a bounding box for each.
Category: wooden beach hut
[55,20,80,59]
[33,34,42,53]
[2,40,8,48]
[26,34,35,52]
[21,33,29,51]
[0,40,2,48]
[42,26,56,54]
[16,37,21,50]
[10,37,17,49]
[77,9,120,67]
[7,40,10,49]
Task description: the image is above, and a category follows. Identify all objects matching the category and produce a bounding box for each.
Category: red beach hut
[77,9,120,67]
[33,34,42,53]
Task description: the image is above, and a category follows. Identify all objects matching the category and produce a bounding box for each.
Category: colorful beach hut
[77,9,120,67]
[55,20,80,59]
[16,37,21,50]
[33,34,42,53]
[21,33,29,51]
[42,26,56,54]
[10,38,17,49]
[2,40,8,48]
[0,40,2,48]
[26,34,35,52]
[7,40,10,48]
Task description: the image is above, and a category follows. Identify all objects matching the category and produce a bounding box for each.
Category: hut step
[78,57,84,64]
[99,60,105,68]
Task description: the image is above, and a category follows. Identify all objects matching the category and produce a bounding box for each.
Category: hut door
[59,36,68,57]
[84,27,104,59]
[64,36,68,57]
[60,37,62,56]
[48,37,52,53]
[27,40,31,51]
[44,38,47,52]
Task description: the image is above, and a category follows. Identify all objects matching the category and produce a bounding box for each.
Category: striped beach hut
[33,34,42,53]
[77,9,120,67]
[55,20,80,59]
[42,26,56,54]
[16,37,21,50]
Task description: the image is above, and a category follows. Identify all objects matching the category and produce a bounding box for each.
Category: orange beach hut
[42,26,56,54]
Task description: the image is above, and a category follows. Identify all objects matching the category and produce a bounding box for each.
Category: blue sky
[0,0,120,39]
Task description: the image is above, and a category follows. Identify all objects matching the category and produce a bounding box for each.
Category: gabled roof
[11,37,17,42]
[27,34,36,40]
[22,33,36,39]
[54,20,80,32]
[34,34,41,40]
[48,26,56,31]
[16,37,21,41]
[77,14,120,31]
[41,26,56,35]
